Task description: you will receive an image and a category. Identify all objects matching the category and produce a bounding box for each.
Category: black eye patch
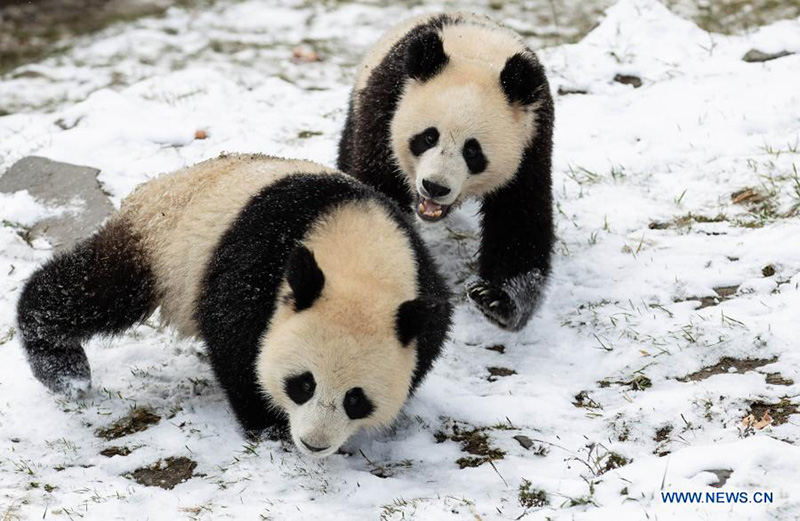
[343,387,375,420]
[284,371,315,405]
[463,139,488,174]
[409,127,439,156]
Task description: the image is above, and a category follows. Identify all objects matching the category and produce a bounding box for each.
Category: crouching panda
[338,12,555,332]
[16,153,452,458]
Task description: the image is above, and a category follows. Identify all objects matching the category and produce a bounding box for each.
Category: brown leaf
[291,46,322,63]
[194,130,208,140]
[754,412,772,430]
[731,188,766,205]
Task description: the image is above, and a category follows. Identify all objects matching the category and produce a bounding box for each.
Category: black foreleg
[16,220,156,395]
[468,145,554,331]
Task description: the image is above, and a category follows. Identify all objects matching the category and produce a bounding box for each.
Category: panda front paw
[467,271,545,332]
[467,280,517,331]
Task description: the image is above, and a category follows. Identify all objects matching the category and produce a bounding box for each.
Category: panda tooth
[489,300,501,308]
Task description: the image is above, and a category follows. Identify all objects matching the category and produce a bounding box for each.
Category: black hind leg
[17,219,156,395]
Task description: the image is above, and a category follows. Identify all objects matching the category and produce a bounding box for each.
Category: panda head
[391,29,544,221]
[257,244,444,458]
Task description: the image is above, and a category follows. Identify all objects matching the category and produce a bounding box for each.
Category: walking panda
[17,154,452,458]
[338,12,554,331]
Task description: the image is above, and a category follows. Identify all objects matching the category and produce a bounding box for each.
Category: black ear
[287,245,325,311]
[406,31,449,82]
[395,298,448,346]
[500,52,540,105]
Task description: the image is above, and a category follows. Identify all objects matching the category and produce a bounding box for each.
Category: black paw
[467,280,516,330]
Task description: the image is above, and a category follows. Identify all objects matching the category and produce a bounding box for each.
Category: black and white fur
[17,154,452,458]
[338,12,554,331]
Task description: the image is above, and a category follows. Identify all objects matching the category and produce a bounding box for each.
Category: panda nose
[301,439,330,453]
[421,179,451,199]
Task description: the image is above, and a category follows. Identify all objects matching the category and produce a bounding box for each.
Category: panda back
[120,154,338,336]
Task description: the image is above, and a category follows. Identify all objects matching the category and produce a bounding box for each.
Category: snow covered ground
[1,0,800,519]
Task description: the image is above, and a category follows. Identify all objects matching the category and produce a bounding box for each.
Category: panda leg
[16,219,156,396]
[469,152,554,331]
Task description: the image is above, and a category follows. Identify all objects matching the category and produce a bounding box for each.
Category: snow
[1,0,800,519]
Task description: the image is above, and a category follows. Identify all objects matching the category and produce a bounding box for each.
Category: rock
[613,74,642,88]
[557,85,589,95]
[742,49,793,63]
[707,469,732,488]
[513,435,534,450]
[100,446,132,458]
[0,156,114,250]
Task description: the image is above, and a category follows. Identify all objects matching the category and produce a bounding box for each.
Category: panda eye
[284,371,315,405]
[409,127,439,156]
[343,387,375,420]
[463,138,488,174]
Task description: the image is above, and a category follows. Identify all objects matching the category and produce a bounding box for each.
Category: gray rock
[742,49,793,63]
[614,74,643,88]
[513,435,534,450]
[0,156,113,250]
[707,469,733,488]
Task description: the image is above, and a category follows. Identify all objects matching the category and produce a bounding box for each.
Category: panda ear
[406,31,449,83]
[395,298,449,346]
[287,245,325,312]
[500,52,540,106]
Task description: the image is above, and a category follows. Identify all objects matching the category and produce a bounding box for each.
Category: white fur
[119,154,424,457]
[121,153,337,336]
[358,13,541,208]
[257,201,420,458]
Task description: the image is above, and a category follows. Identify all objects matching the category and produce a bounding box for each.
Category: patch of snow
[1,0,799,519]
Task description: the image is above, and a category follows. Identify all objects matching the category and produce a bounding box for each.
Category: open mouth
[416,195,453,222]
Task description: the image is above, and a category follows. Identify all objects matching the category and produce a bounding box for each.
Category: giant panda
[338,12,554,332]
[16,153,452,458]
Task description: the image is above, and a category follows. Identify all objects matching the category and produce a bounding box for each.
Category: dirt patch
[518,479,548,508]
[679,356,777,382]
[649,212,726,230]
[599,452,630,474]
[0,0,191,75]
[748,398,798,426]
[766,373,794,386]
[654,425,673,442]
[487,367,516,381]
[485,344,506,354]
[665,0,800,35]
[96,407,160,440]
[435,424,506,469]
[129,456,196,489]
[100,446,132,457]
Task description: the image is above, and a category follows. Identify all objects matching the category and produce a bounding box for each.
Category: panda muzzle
[416,196,452,222]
